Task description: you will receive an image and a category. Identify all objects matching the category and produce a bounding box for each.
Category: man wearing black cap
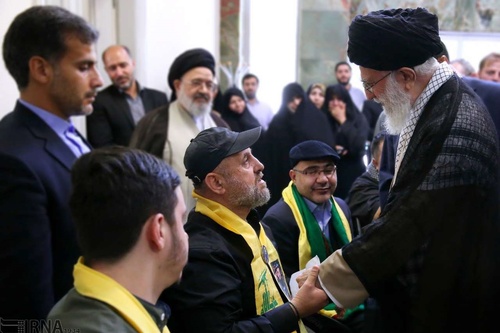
[299,7,500,333]
[263,140,365,332]
[129,48,228,211]
[161,127,328,333]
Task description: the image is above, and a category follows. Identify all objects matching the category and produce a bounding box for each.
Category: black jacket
[87,83,168,147]
[161,209,300,333]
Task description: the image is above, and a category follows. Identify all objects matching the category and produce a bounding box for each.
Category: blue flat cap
[289,140,340,167]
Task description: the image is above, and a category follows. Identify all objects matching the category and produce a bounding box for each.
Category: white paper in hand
[289,255,320,297]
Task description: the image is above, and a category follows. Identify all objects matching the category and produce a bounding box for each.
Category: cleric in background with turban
[298,7,500,333]
[130,48,229,212]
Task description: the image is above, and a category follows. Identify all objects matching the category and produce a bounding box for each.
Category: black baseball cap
[184,127,262,184]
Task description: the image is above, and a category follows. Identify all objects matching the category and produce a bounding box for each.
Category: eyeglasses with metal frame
[183,79,218,92]
[362,71,392,94]
[292,165,337,178]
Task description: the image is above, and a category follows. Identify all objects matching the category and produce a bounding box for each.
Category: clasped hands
[290,266,329,318]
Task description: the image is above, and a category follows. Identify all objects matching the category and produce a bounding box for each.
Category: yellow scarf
[282,181,351,269]
[282,181,352,318]
[193,192,306,332]
[74,257,169,333]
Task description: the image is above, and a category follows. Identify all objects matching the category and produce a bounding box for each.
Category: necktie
[65,125,90,156]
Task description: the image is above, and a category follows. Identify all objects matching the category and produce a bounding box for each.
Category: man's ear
[396,67,416,91]
[173,79,182,93]
[29,56,53,84]
[289,169,297,182]
[436,55,449,64]
[146,213,166,251]
[204,172,225,195]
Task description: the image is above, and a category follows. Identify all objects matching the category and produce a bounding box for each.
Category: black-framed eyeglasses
[293,165,337,178]
[362,72,392,94]
[183,79,218,92]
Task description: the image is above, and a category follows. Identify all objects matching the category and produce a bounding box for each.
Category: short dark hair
[335,61,351,72]
[242,73,259,85]
[3,6,99,90]
[70,147,181,263]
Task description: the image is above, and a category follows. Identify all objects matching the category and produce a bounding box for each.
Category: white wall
[140,0,219,98]
[248,0,298,113]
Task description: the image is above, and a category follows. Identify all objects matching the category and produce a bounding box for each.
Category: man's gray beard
[177,88,212,117]
[225,174,270,209]
[377,75,412,135]
[114,73,135,91]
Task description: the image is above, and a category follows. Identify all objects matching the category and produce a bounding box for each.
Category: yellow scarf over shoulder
[74,257,169,333]
[282,182,351,269]
[282,181,352,318]
[193,192,306,333]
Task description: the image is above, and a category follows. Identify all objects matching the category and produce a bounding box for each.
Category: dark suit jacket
[462,77,500,142]
[0,102,82,319]
[87,83,168,147]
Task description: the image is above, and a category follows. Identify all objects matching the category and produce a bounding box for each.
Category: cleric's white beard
[377,75,412,135]
[177,88,212,117]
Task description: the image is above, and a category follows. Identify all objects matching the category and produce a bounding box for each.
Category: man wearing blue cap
[263,140,364,332]
[161,127,328,333]
[298,7,500,333]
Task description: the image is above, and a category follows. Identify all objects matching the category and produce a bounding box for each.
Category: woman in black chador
[322,84,369,199]
[263,83,335,211]
[220,87,260,132]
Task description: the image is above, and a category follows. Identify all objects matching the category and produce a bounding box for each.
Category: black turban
[347,7,443,71]
[167,48,215,101]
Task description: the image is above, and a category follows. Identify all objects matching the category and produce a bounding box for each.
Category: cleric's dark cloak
[345,170,379,230]
[343,75,500,333]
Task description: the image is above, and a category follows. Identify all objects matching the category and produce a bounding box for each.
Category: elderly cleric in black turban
[347,7,443,71]
[167,48,216,101]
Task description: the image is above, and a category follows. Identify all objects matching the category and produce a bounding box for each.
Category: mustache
[312,185,331,190]
[194,93,210,102]
[85,91,98,98]
[115,75,129,82]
